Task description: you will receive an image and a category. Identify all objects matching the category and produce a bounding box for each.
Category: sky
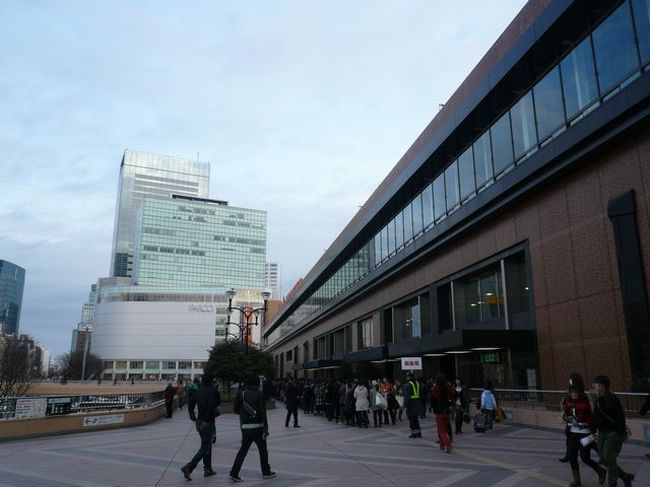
[0,0,527,358]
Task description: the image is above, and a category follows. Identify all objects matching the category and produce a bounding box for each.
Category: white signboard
[82,414,125,427]
[400,357,422,370]
[14,398,47,419]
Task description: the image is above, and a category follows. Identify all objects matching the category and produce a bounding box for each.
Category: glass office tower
[132,196,267,290]
[110,150,210,277]
[0,260,26,336]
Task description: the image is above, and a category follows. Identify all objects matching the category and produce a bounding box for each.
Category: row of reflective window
[266,0,650,347]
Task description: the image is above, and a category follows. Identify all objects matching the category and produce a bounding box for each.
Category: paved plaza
[0,407,648,487]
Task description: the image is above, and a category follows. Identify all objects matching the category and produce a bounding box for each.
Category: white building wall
[92,301,216,361]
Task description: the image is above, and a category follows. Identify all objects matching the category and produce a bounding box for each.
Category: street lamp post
[80,325,90,381]
[225,288,271,353]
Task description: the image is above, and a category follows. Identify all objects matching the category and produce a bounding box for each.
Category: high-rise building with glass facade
[0,260,25,336]
[265,263,280,298]
[110,150,210,278]
[132,195,267,290]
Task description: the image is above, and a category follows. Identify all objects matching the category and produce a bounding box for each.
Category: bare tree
[0,337,32,397]
[60,351,103,380]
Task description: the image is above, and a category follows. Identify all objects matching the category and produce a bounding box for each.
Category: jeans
[598,430,628,486]
[454,406,465,433]
[187,420,213,471]
[372,409,383,426]
[567,432,600,473]
[230,427,271,477]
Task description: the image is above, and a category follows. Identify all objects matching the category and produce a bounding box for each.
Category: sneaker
[181,465,192,481]
[229,474,243,482]
[262,472,277,479]
[204,469,216,477]
[293,424,301,428]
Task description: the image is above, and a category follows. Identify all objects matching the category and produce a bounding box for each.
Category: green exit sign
[480,352,501,364]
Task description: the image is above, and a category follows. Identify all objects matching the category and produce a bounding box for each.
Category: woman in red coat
[431,373,454,453]
[561,373,605,486]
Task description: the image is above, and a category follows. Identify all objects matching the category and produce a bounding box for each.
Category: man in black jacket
[592,375,634,487]
[229,377,276,482]
[181,374,221,481]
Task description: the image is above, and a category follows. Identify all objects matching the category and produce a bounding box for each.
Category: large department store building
[264,0,650,391]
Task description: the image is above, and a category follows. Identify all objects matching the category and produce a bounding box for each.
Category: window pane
[473,131,493,188]
[433,173,446,220]
[490,112,514,175]
[373,233,381,266]
[445,160,460,211]
[592,2,638,94]
[561,37,598,119]
[533,66,565,140]
[412,193,423,235]
[387,220,395,255]
[395,212,404,249]
[381,226,389,260]
[510,91,537,159]
[458,146,475,201]
[422,183,434,228]
[633,0,650,64]
[403,204,413,243]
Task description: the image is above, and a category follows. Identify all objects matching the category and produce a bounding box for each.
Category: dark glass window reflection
[534,66,565,140]
[395,212,404,249]
[403,205,413,243]
[381,226,389,260]
[433,174,446,220]
[473,131,493,188]
[561,37,598,119]
[458,146,475,201]
[445,161,460,210]
[510,91,537,159]
[387,220,396,255]
[592,2,638,94]
[633,0,650,64]
[422,183,434,228]
[490,112,514,175]
[412,194,423,235]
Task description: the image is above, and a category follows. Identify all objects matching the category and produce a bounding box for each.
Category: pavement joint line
[423,471,478,486]
[153,420,196,487]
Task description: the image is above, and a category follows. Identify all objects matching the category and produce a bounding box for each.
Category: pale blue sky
[0,0,526,357]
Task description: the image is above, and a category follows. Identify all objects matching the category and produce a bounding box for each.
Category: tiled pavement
[0,408,648,487]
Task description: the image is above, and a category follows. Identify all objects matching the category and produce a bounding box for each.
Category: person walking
[228,377,276,482]
[370,380,385,427]
[383,378,398,425]
[431,373,454,452]
[561,373,606,487]
[353,381,370,427]
[325,377,338,422]
[480,381,497,430]
[177,379,186,410]
[164,382,175,418]
[180,374,221,481]
[592,375,635,487]
[284,377,301,428]
[403,373,422,438]
[453,379,469,434]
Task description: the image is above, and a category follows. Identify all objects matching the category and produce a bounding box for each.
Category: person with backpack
[180,374,221,481]
[228,376,277,482]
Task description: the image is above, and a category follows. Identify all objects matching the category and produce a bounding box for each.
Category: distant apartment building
[110,150,210,278]
[0,260,25,336]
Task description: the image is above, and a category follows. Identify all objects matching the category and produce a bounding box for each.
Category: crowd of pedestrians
[174,371,642,485]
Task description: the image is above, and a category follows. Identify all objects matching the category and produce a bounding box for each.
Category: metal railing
[469,388,648,417]
[0,391,165,421]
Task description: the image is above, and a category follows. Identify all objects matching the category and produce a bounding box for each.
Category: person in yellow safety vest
[402,372,422,438]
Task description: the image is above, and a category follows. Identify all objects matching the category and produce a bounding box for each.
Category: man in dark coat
[164,382,175,418]
[228,377,276,482]
[181,374,221,481]
[284,376,301,427]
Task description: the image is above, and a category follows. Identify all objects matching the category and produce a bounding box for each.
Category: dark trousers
[408,414,421,434]
[230,427,271,477]
[356,410,369,426]
[372,409,383,426]
[187,420,212,471]
[454,406,465,433]
[385,408,396,424]
[567,432,601,473]
[165,401,173,418]
[285,404,299,426]
[598,430,631,486]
